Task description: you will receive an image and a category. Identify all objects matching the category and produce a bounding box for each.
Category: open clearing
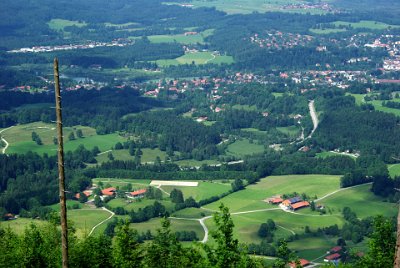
[226,139,265,157]
[156,52,234,66]
[333,20,400,30]
[389,163,400,177]
[148,29,214,45]
[68,209,112,237]
[349,93,400,117]
[95,148,168,164]
[48,19,87,31]
[1,122,126,155]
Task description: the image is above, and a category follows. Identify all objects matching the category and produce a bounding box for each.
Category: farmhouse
[290,201,310,210]
[289,259,310,267]
[74,190,92,199]
[102,187,116,196]
[270,197,283,204]
[281,196,301,206]
[128,189,147,199]
[324,253,341,262]
[329,246,342,253]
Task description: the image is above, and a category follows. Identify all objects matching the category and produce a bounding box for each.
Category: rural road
[88,207,115,236]
[306,100,318,139]
[0,126,15,155]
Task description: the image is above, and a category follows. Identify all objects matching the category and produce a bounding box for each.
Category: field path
[88,207,115,236]
[205,53,216,64]
[0,126,15,155]
[315,182,372,202]
[277,224,295,235]
[98,149,112,155]
[169,216,211,243]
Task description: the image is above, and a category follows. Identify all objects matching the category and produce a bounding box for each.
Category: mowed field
[389,163,400,177]
[226,139,265,157]
[348,93,400,117]
[1,122,126,155]
[47,19,87,31]
[204,175,341,212]
[156,52,234,66]
[148,29,214,45]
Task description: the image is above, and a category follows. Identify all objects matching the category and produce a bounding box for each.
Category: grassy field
[0,218,47,234]
[68,209,112,237]
[156,52,234,66]
[148,29,214,45]
[389,163,400,177]
[92,178,151,188]
[348,93,400,117]
[160,180,232,201]
[226,139,265,157]
[96,148,168,164]
[276,126,300,136]
[232,104,258,111]
[107,198,176,212]
[166,0,327,14]
[204,175,341,212]
[333,20,400,30]
[131,217,205,240]
[48,19,87,31]
[174,158,220,167]
[309,28,347,34]
[1,122,126,155]
[171,207,213,218]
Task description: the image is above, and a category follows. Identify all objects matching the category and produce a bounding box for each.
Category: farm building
[128,189,147,199]
[324,253,341,262]
[290,201,310,210]
[329,246,342,253]
[270,197,283,204]
[74,190,92,199]
[281,196,302,206]
[289,259,310,267]
[102,187,116,196]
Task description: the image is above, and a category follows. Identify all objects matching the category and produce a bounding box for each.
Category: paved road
[0,126,15,155]
[306,100,318,139]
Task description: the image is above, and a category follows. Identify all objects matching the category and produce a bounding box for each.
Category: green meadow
[148,29,214,45]
[226,139,265,157]
[156,52,234,66]
[389,163,400,177]
[68,209,112,237]
[333,20,400,30]
[1,122,126,155]
[95,148,168,164]
[160,180,232,201]
[48,19,87,31]
[349,93,400,117]
[204,175,341,212]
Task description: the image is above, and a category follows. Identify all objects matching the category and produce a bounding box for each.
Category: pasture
[148,29,214,45]
[349,93,400,117]
[225,139,265,157]
[0,218,46,234]
[48,19,87,31]
[309,28,347,35]
[68,209,112,237]
[1,122,126,155]
[204,175,341,212]
[95,148,168,164]
[156,52,234,66]
[333,20,400,30]
[389,163,400,177]
[276,126,300,137]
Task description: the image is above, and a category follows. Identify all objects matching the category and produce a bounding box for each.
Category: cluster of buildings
[281,3,339,13]
[74,187,147,202]
[7,39,134,54]
[266,195,310,211]
[250,31,313,50]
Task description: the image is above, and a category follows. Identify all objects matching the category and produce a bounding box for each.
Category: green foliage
[113,223,142,268]
[170,188,184,204]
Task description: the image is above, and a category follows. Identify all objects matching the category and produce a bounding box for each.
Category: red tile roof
[330,246,342,253]
[291,201,310,210]
[289,259,310,267]
[271,198,283,204]
[130,189,147,196]
[102,187,116,196]
[325,253,341,261]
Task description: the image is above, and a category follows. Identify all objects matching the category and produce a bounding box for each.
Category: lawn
[204,175,341,212]
[226,139,265,157]
[389,163,400,177]
[333,20,400,30]
[171,207,213,218]
[348,93,400,117]
[92,178,151,189]
[48,19,87,31]
[107,198,176,212]
[160,180,232,201]
[131,217,205,240]
[156,52,234,66]
[276,126,300,137]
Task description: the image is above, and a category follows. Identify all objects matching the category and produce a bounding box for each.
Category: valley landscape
[1,0,400,267]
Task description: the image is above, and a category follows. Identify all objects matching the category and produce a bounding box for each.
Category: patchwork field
[349,93,400,117]
[166,0,327,14]
[156,52,234,66]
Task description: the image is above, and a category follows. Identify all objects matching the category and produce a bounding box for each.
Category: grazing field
[389,163,400,177]
[174,158,220,167]
[107,198,176,212]
[276,126,300,136]
[1,122,126,155]
[148,29,214,45]
[349,94,400,117]
[131,217,205,240]
[171,207,213,218]
[204,175,341,212]
[68,209,112,237]
[156,52,234,66]
[160,180,232,201]
[47,19,87,31]
[226,139,265,157]
[309,28,347,34]
[92,178,151,188]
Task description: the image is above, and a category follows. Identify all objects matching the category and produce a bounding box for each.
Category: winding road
[0,126,14,155]
[306,100,319,139]
[88,207,115,236]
